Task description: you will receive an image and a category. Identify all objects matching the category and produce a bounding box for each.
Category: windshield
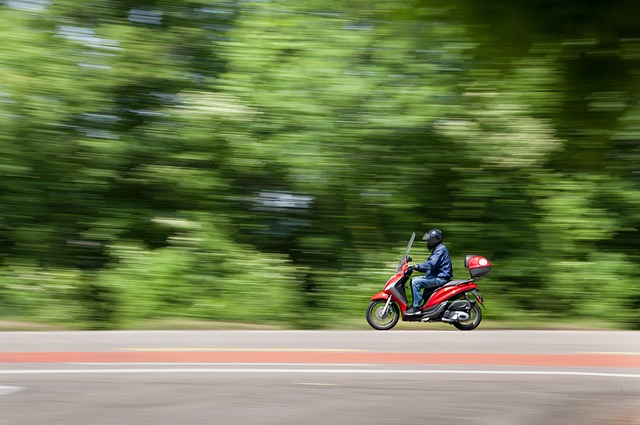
[396,232,415,272]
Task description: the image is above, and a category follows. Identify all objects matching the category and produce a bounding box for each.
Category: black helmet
[422,229,443,250]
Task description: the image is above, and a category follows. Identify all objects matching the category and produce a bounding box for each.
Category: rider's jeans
[411,276,449,308]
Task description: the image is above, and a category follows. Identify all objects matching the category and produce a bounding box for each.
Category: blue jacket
[413,243,452,280]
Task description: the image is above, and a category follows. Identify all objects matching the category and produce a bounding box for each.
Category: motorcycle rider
[405,229,452,315]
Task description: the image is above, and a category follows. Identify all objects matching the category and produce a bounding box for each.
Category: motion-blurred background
[0,0,638,330]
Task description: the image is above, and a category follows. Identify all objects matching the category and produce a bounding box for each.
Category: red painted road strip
[0,352,639,368]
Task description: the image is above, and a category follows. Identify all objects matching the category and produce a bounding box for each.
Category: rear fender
[469,289,486,309]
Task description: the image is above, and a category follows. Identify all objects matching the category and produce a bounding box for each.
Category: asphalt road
[1,330,639,425]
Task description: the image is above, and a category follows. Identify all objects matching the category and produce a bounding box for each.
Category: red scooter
[366,233,490,331]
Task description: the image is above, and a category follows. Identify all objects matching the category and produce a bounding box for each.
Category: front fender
[370,291,390,301]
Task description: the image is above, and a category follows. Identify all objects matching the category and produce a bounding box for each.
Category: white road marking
[0,369,638,379]
[120,348,368,352]
[0,386,25,396]
[297,383,339,386]
[68,362,377,366]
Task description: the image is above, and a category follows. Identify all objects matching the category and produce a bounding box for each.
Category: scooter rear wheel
[453,303,482,330]
[366,300,400,330]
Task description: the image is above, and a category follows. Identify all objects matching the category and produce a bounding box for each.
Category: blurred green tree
[0,0,638,329]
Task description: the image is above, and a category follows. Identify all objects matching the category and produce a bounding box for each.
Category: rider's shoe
[405,306,420,315]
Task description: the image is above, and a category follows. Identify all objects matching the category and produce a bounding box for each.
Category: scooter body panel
[383,272,405,291]
[423,282,479,309]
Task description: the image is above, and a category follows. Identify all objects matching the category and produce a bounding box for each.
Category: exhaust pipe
[442,311,470,323]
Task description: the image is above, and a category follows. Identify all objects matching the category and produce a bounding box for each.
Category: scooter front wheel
[366,300,400,330]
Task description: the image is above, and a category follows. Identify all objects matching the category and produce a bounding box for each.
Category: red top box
[464,255,491,279]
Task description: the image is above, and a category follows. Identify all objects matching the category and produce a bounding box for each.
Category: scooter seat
[442,279,472,287]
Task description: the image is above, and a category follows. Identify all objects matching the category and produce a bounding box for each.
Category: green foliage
[0,0,639,329]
